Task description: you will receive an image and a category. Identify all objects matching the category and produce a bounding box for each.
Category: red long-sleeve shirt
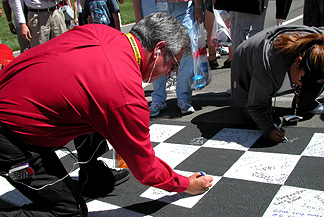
[0,24,190,193]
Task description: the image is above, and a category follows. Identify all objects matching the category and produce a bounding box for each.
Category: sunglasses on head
[302,47,324,84]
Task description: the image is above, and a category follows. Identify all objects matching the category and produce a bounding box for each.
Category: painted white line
[282,15,303,25]
[121,23,135,28]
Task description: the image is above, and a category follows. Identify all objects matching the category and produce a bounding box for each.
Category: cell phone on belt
[9,163,35,181]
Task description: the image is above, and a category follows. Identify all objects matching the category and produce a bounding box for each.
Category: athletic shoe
[218,46,229,55]
[79,160,130,198]
[150,101,167,117]
[305,103,324,114]
[177,99,195,115]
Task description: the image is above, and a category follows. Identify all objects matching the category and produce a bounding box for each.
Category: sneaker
[305,103,324,114]
[79,160,130,198]
[226,88,231,95]
[150,101,167,117]
[223,60,231,68]
[177,99,195,115]
[218,46,229,55]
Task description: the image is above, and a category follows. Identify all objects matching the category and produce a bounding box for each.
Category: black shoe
[209,58,219,70]
[223,60,231,68]
[110,167,131,186]
[79,160,130,198]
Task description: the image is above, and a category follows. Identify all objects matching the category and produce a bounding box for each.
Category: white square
[140,170,220,208]
[55,149,77,159]
[302,133,324,157]
[202,128,263,151]
[224,151,300,185]
[55,149,70,159]
[149,124,185,143]
[154,143,200,168]
[263,186,324,216]
[0,176,31,206]
[87,200,153,217]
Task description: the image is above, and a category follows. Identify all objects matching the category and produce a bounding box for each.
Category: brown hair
[274,32,324,73]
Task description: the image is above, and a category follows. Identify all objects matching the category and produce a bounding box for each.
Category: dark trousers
[0,125,88,217]
[73,131,108,164]
[78,11,88,26]
[303,0,324,27]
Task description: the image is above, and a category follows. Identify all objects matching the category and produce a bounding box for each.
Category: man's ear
[154,41,167,57]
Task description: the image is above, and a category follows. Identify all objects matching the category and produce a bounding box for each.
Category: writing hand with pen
[184,171,213,195]
[271,123,288,143]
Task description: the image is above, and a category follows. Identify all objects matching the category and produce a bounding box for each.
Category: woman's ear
[295,56,303,66]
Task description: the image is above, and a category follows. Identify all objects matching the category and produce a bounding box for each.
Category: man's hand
[74,17,79,25]
[20,23,32,41]
[184,172,213,195]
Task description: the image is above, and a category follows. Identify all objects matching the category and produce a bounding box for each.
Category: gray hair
[130,12,191,57]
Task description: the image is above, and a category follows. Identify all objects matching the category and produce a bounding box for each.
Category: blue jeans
[141,1,195,103]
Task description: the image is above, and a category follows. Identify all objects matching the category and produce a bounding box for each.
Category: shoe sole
[181,110,195,115]
[179,106,195,115]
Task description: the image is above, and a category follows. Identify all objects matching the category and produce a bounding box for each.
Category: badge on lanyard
[156,0,169,13]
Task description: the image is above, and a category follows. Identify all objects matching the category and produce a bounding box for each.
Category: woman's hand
[270,128,286,142]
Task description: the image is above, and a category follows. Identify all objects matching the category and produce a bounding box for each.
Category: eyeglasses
[171,55,180,71]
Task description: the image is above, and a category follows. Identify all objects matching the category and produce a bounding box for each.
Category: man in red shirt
[0,12,213,216]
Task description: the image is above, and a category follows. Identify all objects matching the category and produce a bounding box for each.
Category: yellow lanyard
[125,33,142,69]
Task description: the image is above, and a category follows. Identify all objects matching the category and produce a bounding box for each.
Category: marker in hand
[274,123,288,142]
[200,171,206,176]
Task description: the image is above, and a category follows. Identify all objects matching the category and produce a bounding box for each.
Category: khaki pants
[27,8,67,47]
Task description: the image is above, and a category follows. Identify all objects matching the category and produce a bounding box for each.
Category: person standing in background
[73,0,87,25]
[229,0,292,53]
[2,0,30,53]
[11,0,67,47]
[132,0,204,117]
[303,0,324,27]
[276,0,292,26]
[205,0,232,69]
[84,0,120,29]
[225,0,292,94]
